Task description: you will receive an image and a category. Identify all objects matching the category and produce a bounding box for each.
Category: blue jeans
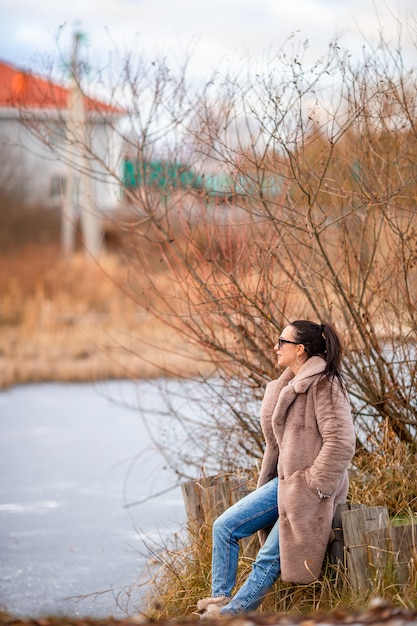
[211,477,280,614]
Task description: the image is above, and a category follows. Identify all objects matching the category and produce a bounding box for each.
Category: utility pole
[62,30,103,257]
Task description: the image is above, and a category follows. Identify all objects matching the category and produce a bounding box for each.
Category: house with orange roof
[0,60,126,216]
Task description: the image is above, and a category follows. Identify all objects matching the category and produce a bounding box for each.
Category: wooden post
[181,473,259,557]
[181,474,253,527]
[329,503,367,569]
[391,524,417,585]
[366,526,392,584]
[342,505,390,591]
[367,523,417,586]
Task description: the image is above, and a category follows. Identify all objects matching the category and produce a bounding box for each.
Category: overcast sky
[0,0,415,82]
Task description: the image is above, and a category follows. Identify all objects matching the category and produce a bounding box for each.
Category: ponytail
[290,320,346,390]
[321,323,346,389]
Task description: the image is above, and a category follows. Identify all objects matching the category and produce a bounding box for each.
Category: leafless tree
[21,29,417,477]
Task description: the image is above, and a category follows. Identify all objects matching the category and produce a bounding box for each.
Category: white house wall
[0,109,125,212]
[0,115,67,207]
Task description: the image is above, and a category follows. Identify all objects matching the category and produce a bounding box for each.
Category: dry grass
[349,422,417,517]
[138,431,417,620]
[139,515,372,620]
[0,242,211,389]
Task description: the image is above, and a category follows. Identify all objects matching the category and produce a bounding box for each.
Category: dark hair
[290,320,346,389]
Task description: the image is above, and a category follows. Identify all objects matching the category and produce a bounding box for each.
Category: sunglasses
[277,337,299,348]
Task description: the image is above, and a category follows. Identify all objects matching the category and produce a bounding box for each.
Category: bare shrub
[18,28,417,475]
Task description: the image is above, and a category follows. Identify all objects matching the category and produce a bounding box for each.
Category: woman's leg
[211,477,278,599]
[220,518,281,615]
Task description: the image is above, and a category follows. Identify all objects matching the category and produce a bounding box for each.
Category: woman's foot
[197,596,229,619]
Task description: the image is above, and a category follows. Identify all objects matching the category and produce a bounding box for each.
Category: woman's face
[274,325,305,372]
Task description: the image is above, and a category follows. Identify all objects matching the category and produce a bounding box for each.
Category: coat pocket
[287,468,321,502]
[279,469,323,529]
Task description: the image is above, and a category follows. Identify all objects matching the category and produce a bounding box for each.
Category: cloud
[0,0,415,79]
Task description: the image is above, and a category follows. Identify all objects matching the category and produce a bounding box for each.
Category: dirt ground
[2,600,417,626]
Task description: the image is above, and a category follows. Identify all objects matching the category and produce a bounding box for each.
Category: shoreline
[0,245,212,390]
[0,329,212,390]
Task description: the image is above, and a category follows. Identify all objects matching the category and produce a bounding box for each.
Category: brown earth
[2,600,417,626]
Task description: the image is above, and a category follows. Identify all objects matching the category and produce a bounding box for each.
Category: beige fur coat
[257,356,355,584]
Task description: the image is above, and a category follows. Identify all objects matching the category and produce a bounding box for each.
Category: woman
[197,320,355,617]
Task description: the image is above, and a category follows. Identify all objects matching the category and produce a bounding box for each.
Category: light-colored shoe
[197,596,229,619]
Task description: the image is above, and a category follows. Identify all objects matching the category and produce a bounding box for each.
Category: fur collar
[281,356,326,394]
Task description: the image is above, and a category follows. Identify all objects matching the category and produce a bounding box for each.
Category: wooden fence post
[181,473,259,557]
[367,522,417,586]
[181,474,254,527]
[365,526,392,584]
[329,503,367,569]
[391,524,417,585]
[342,505,390,591]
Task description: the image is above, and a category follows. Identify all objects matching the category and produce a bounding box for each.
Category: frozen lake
[0,380,188,619]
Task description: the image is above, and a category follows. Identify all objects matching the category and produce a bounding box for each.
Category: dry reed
[0,243,210,389]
